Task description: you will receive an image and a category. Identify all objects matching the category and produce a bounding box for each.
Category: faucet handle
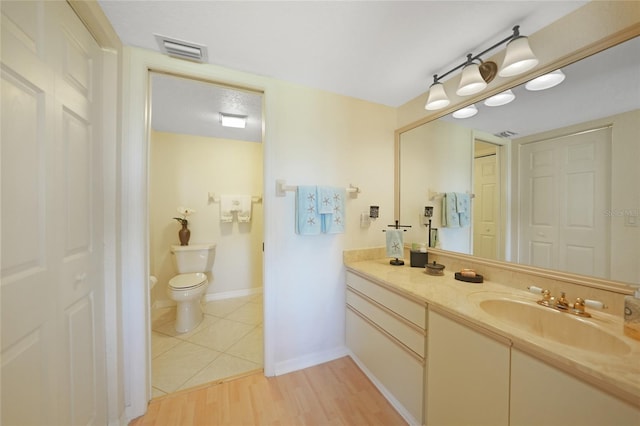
[534,288,552,307]
[571,297,592,317]
[573,297,585,313]
[584,299,607,310]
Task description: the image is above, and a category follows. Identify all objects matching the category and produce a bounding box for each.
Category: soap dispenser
[624,286,640,341]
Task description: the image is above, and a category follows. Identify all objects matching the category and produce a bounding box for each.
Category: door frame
[119,47,275,421]
[471,131,510,262]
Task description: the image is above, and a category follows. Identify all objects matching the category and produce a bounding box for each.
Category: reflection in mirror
[398,36,640,285]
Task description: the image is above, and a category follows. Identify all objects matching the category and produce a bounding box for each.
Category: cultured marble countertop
[345,258,640,408]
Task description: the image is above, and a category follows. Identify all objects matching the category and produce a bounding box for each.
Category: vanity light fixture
[219,113,247,128]
[452,104,478,119]
[456,55,488,96]
[425,80,451,110]
[525,69,566,91]
[499,29,539,77]
[424,25,538,110]
[484,89,516,107]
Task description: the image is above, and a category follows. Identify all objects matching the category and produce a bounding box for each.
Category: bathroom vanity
[344,248,640,426]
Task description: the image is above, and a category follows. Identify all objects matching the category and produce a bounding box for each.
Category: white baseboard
[203,287,263,302]
[274,346,349,376]
[346,350,420,426]
[152,287,263,310]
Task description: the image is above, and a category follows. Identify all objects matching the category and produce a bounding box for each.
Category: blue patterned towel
[296,186,321,235]
[317,186,335,214]
[322,187,345,234]
[386,229,404,258]
[456,192,470,227]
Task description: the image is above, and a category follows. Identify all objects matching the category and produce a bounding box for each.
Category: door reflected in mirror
[397,36,640,285]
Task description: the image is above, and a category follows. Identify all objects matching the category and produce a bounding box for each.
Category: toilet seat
[168,272,207,290]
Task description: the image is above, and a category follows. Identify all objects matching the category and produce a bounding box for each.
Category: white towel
[220,195,235,222]
[236,195,252,223]
[238,209,252,223]
[220,195,251,223]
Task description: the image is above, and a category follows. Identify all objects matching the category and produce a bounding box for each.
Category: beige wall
[399,120,472,252]
[149,130,264,304]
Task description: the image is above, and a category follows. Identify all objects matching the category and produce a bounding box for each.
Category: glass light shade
[499,36,539,77]
[525,69,566,91]
[456,63,487,96]
[452,104,478,119]
[484,89,516,107]
[425,82,450,110]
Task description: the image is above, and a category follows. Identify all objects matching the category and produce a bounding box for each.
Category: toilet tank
[170,243,216,273]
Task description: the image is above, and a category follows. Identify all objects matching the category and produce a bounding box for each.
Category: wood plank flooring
[129,356,408,426]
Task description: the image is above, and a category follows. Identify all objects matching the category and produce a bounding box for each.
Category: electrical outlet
[625,215,639,227]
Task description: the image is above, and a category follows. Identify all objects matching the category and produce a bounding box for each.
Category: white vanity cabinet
[510,349,640,426]
[426,309,511,426]
[345,271,427,425]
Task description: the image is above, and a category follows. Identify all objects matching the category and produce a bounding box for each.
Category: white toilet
[168,243,216,333]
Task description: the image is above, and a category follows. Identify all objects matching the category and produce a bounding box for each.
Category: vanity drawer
[347,289,425,358]
[346,271,426,329]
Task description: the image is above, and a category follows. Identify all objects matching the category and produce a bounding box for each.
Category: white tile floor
[150,294,263,398]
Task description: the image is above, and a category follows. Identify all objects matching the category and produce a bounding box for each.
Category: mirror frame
[394,19,640,293]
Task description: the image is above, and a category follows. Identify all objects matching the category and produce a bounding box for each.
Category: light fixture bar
[425,25,537,111]
[432,26,523,84]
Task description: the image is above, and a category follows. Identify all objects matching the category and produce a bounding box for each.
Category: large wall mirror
[397,35,640,286]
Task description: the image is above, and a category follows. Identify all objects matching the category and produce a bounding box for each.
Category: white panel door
[1,2,106,425]
[473,154,499,259]
[518,128,610,277]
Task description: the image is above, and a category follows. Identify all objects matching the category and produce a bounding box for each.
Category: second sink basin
[477,297,631,356]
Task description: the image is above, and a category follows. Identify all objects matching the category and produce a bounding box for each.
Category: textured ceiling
[98,1,587,107]
[151,74,263,142]
[101,1,637,142]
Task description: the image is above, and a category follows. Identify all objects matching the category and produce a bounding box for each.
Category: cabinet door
[511,349,640,426]
[426,310,510,426]
[346,308,424,424]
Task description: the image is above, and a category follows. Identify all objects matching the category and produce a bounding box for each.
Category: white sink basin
[476,297,631,356]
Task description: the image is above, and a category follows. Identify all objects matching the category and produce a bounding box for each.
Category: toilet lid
[169,272,207,290]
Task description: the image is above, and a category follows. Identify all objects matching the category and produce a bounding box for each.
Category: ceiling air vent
[494,130,518,138]
[154,34,208,63]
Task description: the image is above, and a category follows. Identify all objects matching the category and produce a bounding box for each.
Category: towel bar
[428,189,475,201]
[275,179,360,198]
[207,193,262,204]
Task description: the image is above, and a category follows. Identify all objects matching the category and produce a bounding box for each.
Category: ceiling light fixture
[219,113,247,128]
[425,25,538,111]
[452,104,478,119]
[484,89,516,107]
[525,69,566,91]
